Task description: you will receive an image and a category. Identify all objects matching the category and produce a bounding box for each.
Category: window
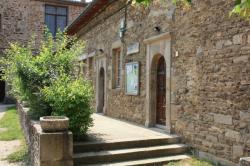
[113,48,122,88]
[45,5,68,37]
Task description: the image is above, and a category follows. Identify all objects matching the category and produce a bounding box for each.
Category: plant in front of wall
[41,75,94,139]
[0,30,94,138]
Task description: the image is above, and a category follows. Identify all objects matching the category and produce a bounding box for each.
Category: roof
[66,0,115,35]
[32,0,87,6]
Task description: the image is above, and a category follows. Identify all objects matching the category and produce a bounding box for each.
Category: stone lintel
[144,32,171,44]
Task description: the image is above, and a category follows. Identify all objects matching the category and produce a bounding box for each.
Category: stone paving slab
[85,113,177,143]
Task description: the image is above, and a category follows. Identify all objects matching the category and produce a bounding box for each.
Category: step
[74,137,181,153]
[84,154,191,166]
[74,144,188,165]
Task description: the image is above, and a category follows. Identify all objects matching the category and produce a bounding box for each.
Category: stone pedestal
[17,103,73,166]
[40,131,73,166]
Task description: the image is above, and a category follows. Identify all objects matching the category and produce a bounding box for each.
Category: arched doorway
[97,67,105,113]
[156,56,166,125]
[0,70,5,103]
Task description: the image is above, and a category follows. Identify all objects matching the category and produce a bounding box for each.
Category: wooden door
[0,71,5,102]
[98,68,105,113]
[156,57,166,125]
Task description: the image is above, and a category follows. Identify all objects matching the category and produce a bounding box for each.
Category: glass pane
[57,7,67,15]
[45,5,56,14]
[57,16,67,32]
[45,15,56,37]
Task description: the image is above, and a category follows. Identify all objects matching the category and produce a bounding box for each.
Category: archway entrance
[97,67,105,113]
[145,32,171,132]
[0,70,5,103]
[156,56,166,125]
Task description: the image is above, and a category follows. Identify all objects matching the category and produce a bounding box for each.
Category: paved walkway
[85,113,177,143]
[0,104,25,166]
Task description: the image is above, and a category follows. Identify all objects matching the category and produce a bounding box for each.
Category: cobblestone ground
[0,104,25,166]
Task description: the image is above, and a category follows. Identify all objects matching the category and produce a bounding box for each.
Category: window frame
[112,47,122,89]
[44,4,69,36]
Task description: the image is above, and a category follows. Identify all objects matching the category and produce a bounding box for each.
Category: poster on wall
[125,62,139,95]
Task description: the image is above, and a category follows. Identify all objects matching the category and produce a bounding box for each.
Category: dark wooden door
[0,71,5,102]
[98,68,105,113]
[156,57,166,125]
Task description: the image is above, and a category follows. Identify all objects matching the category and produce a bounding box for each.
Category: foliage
[6,140,28,163]
[1,31,94,138]
[41,75,94,139]
[231,0,250,19]
[0,107,23,141]
[135,0,191,7]
[0,31,84,118]
[167,158,213,166]
[136,0,250,19]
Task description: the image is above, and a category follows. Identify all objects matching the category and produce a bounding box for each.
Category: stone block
[233,56,249,63]
[233,34,243,45]
[233,145,244,159]
[216,40,224,49]
[224,40,232,46]
[40,131,73,166]
[214,114,232,125]
[225,129,241,142]
[206,135,218,142]
[240,111,250,122]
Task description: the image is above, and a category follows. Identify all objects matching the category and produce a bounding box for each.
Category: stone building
[67,0,250,165]
[0,0,86,103]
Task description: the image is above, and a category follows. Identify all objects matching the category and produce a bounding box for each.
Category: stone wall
[17,102,73,166]
[173,0,250,163]
[75,0,250,164]
[0,0,84,103]
[77,0,174,124]
[0,0,84,54]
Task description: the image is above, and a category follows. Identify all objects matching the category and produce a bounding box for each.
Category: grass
[5,140,28,163]
[0,106,28,163]
[0,106,23,141]
[167,158,214,166]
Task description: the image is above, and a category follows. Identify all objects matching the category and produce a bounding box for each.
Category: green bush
[41,75,93,139]
[0,31,94,138]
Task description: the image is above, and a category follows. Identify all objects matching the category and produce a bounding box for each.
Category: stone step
[83,154,191,166]
[74,144,188,165]
[74,137,180,153]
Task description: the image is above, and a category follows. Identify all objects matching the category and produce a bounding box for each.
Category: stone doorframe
[144,32,172,133]
[96,54,107,114]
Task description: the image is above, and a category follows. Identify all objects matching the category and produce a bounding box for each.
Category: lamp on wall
[98,49,104,53]
[119,18,127,39]
[154,26,161,33]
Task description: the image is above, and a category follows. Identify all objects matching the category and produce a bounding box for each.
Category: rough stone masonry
[67,0,250,164]
[0,0,85,103]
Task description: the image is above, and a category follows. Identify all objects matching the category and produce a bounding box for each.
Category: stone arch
[144,32,172,133]
[149,54,167,127]
[97,67,105,113]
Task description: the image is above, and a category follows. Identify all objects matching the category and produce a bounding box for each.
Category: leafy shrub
[0,31,94,138]
[41,75,93,139]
